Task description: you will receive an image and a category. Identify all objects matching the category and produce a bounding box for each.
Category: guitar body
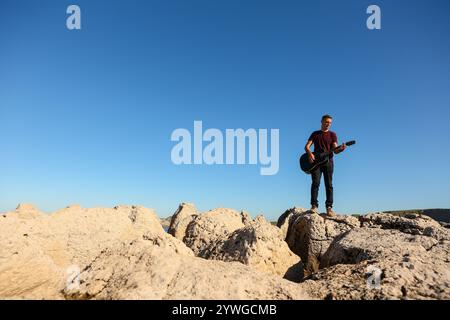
[299,152,329,174]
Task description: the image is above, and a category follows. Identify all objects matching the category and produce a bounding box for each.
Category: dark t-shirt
[308,130,338,162]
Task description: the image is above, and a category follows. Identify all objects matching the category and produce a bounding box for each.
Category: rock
[0,204,169,299]
[3,204,449,300]
[63,235,311,300]
[16,203,39,211]
[240,210,253,226]
[284,212,359,275]
[12,203,45,219]
[183,208,246,255]
[361,212,450,241]
[0,234,65,299]
[276,207,307,240]
[304,227,450,299]
[385,209,450,224]
[201,215,303,282]
[320,228,438,267]
[176,207,303,281]
[168,203,198,240]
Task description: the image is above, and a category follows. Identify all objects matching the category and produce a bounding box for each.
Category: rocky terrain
[383,209,450,228]
[0,203,449,300]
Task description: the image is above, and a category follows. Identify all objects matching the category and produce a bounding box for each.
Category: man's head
[321,114,333,131]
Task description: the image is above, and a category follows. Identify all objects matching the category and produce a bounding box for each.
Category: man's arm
[333,142,346,154]
[332,132,346,154]
[305,140,315,163]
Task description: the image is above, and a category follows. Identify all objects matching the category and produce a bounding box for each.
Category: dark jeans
[310,161,334,208]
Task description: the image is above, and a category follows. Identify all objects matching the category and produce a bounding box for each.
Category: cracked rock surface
[63,234,310,300]
[283,210,360,275]
[1,203,448,300]
[199,215,303,282]
[301,214,450,299]
[0,204,165,299]
[0,203,310,300]
[170,206,303,282]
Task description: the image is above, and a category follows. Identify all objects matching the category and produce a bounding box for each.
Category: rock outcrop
[303,227,450,299]
[1,203,310,300]
[171,206,303,282]
[276,207,307,240]
[284,211,360,275]
[274,208,450,299]
[240,210,253,226]
[182,207,247,255]
[0,204,170,299]
[2,202,449,300]
[201,215,303,282]
[63,234,311,300]
[167,202,198,240]
[361,212,449,241]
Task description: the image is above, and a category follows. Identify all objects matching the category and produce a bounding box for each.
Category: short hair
[322,114,333,122]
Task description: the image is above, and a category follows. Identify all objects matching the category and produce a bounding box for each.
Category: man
[304,115,346,216]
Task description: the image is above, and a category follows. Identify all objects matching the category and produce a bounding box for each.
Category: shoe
[326,207,336,217]
[310,206,319,214]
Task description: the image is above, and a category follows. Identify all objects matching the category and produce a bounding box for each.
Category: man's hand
[334,143,346,154]
[337,143,346,154]
[308,153,315,163]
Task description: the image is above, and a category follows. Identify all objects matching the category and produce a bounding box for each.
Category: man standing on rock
[304,115,346,217]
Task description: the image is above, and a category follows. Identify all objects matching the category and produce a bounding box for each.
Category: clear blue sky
[1,0,449,219]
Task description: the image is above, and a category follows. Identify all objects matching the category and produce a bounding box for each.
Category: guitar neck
[324,140,354,156]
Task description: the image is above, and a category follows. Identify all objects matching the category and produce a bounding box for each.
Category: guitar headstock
[345,140,356,146]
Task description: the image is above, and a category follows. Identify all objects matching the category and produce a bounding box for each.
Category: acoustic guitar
[299,140,356,174]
